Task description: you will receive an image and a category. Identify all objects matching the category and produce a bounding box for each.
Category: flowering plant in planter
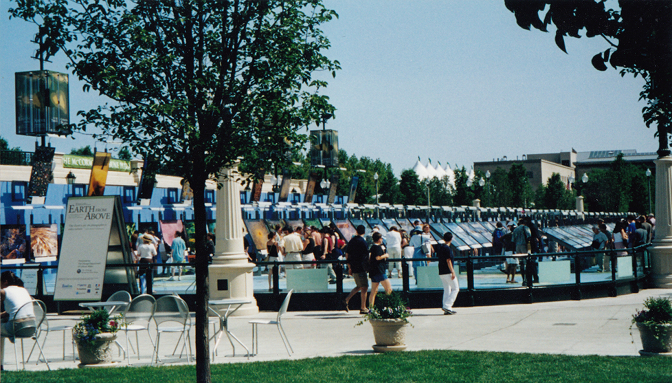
[357,291,412,326]
[73,309,124,346]
[631,296,672,353]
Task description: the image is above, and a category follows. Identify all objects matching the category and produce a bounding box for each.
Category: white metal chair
[27,316,76,363]
[106,290,132,316]
[124,294,156,362]
[2,299,50,370]
[152,295,192,364]
[249,289,294,356]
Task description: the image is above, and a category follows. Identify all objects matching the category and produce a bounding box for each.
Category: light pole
[374,172,379,205]
[646,168,652,214]
[485,170,491,206]
[66,171,76,196]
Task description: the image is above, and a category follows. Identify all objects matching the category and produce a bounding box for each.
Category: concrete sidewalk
[3,289,671,371]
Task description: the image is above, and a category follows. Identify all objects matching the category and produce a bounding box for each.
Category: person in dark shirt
[344,225,369,314]
[368,232,392,309]
[438,232,459,315]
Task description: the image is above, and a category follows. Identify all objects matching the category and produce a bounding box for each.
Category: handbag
[421,241,432,255]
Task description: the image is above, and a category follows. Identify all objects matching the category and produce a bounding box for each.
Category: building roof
[575,149,657,164]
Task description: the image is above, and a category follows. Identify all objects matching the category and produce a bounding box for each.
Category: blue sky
[0,1,654,175]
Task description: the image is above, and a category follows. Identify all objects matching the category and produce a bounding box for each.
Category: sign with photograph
[30,224,59,262]
[1,225,28,263]
[15,70,70,137]
[28,146,55,197]
[88,152,111,196]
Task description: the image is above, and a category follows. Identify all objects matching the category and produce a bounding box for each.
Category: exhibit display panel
[334,220,356,242]
[443,223,482,249]
[429,223,469,251]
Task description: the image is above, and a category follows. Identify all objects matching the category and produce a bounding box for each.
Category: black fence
[7,244,651,313]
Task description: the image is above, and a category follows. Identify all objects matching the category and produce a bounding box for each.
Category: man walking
[385,226,402,278]
[438,232,459,315]
[344,225,369,314]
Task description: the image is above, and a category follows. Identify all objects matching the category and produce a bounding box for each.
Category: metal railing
[6,244,650,310]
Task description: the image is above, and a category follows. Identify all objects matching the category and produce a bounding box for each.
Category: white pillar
[575,196,584,212]
[209,163,259,315]
[650,157,672,288]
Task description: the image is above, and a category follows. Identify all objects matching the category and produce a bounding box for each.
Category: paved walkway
[3,289,670,371]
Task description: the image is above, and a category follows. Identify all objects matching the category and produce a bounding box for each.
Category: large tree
[10,1,340,381]
[505,0,672,155]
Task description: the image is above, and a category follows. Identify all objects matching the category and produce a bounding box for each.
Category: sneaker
[167,277,175,281]
[444,309,456,315]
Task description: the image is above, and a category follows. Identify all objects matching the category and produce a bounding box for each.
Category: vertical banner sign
[88,152,111,196]
[55,197,115,301]
[309,130,339,167]
[137,159,157,200]
[28,145,56,197]
[327,174,340,204]
[15,71,70,136]
[180,179,194,202]
[251,179,264,202]
[304,172,320,203]
[348,176,359,203]
[278,168,292,202]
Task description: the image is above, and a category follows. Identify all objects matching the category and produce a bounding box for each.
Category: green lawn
[3,350,672,383]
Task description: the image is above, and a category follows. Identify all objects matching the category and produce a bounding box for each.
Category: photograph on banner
[244,219,270,253]
[180,179,194,202]
[285,220,303,231]
[334,220,356,242]
[29,224,58,261]
[303,218,322,230]
[0,225,28,263]
[304,172,319,203]
[87,152,111,196]
[125,223,136,244]
[183,221,196,251]
[264,219,284,233]
[159,220,184,246]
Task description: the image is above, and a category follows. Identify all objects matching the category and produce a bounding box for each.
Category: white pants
[387,246,402,273]
[440,273,460,311]
[285,252,303,269]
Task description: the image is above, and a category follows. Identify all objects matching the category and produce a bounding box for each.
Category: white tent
[443,163,456,188]
[425,160,438,179]
[435,162,447,179]
[412,159,429,180]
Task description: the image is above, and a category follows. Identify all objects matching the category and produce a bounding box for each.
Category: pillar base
[649,242,672,288]
[208,262,259,316]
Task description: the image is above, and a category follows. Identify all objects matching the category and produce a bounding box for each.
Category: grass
[3,350,672,383]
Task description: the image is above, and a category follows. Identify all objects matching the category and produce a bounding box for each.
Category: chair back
[10,300,46,339]
[153,295,190,328]
[107,290,132,315]
[277,290,293,321]
[126,294,156,325]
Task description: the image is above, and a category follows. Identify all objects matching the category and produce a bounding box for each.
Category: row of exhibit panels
[244,217,615,257]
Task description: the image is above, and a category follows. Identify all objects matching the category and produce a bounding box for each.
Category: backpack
[493,228,505,245]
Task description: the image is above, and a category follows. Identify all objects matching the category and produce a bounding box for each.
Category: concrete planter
[75,332,118,366]
[637,322,672,355]
[370,318,407,352]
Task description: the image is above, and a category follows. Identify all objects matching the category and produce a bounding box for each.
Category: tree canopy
[9,1,340,381]
[505,0,672,154]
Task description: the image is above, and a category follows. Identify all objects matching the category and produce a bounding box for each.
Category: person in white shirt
[137,234,157,293]
[385,226,403,278]
[1,271,35,368]
[282,227,304,269]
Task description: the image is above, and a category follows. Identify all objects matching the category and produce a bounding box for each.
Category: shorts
[302,253,316,262]
[370,273,387,283]
[353,272,369,288]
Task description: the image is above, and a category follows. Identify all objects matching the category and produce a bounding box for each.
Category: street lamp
[581,173,589,184]
[66,171,76,195]
[479,177,485,187]
[374,172,379,205]
[485,170,491,207]
[646,168,652,214]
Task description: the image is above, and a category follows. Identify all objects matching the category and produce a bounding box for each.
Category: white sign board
[54,197,115,301]
[21,268,39,295]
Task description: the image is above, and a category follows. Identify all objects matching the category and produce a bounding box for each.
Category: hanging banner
[88,152,111,196]
[15,70,70,137]
[180,179,194,202]
[28,146,55,198]
[137,159,157,200]
[304,172,320,203]
[348,176,359,203]
[327,174,340,204]
[251,179,263,202]
[278,168,292,202]
[309,130,339,167]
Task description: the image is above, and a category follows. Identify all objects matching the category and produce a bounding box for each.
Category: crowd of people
[490,214,656,284]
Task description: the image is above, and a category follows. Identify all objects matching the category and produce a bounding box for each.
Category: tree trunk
[191,173,211,383]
